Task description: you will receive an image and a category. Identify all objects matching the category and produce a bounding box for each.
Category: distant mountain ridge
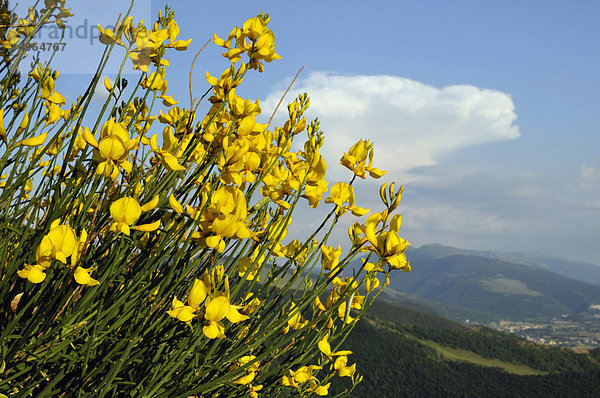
[407,243,600,286]
[385,244,600,322]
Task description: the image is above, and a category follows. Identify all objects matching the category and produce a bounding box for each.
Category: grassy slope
[363,314,548,375]
[413,337,548,376]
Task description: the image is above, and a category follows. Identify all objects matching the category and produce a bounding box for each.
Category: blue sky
[24,1,600,264]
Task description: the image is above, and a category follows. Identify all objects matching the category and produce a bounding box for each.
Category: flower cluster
[350,182,411,273]
[167,266,249,339]
[340,139,387,179]
[213,13,282,72]
[0,4,410,397]
[16,219,97,286]
[98,10,191,72]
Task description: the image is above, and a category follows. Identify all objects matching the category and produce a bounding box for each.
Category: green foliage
[365,299,467,332]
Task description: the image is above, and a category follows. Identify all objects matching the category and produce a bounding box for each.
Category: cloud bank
[259,73,600,265]
[262,72,520,179]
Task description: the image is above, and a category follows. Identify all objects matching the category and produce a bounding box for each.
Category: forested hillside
[331,301,600,397]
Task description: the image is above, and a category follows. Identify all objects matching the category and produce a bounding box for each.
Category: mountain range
[379,244,600,324]
[410,243,600,286]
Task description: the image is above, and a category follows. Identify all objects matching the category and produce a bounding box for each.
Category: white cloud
[259,73,600,263]
[91,75,111,102]
[579,161,600,190]
[262,72,520,180]
[574,161,600,209]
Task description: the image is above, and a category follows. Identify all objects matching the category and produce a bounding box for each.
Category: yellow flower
[314,296,327,312]
[203,295,249,339]
[83,118,137,179]
[97,24,118,45]
[308,380,330,396]
[325,182,369,216]
[74,266,100,287]
[150,134,186,171]
[364,212,383,247]
[303,179,328,208]
[164,20,192,52]
[203,186,252,252]
[280,375,297,388]
[16,112,29,135]
[0,29,19,49]
[248,384,263,398]
[307,152,327,182]
[320,245,341,272]
[341,140,369,173]
[366,275,381,293]
[167,298,196,323]
[240,15,282,71]
[109,197,160,236]
[238,256,260,281]
[17,131,47,147]
[167,278,208,324]
[242,17,267,40]
[337,301,354,324]
[166,20,179,42]
[213,214,246,237]
[361,212,410,271]
[188,278,208,308]
[35,235,54,268]
[341,139,387,179]
[287,365,321,385]
[334,355,356,377]
[17,264,47,283]
[110,197,142,235]
[44,221,77,264]
[233,356,260,386]
[325,182,352,208]
[127,23,183,71]
[70,229,88,268]
[45,103,63,125]
[169,194,185,214]
[281,302,308,334]
[233,372,256,385]
[317,333,353,361]
[168,38,192,51]
[0,108,7,144]
[18,221,80,284]
[158,95,178,107]
[143,71,167,93]
[98,135,127,161]
[140,195,159,212]
[103,76,113,92]
[202,317,226,339]
[133,219,161,232]
[167,273,249,337]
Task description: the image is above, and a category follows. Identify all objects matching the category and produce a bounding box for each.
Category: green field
[415,338,549,375]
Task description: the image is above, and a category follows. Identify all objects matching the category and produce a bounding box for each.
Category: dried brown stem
[188,39,212,111]
[266,65,305,130]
